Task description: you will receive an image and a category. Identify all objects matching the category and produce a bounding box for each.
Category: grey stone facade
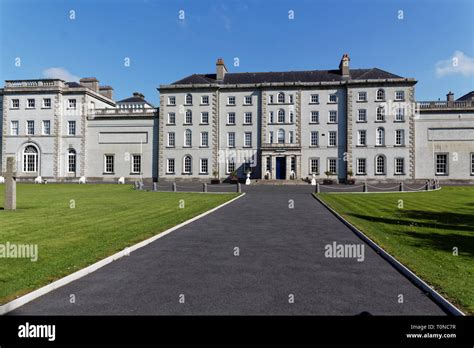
[1,56,473,183]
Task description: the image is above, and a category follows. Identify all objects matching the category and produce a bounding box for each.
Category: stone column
[271,155,276,180]
[4,157,16,210]
[286,155,291,180]
[296,155,301,180]
[261,154,267,179]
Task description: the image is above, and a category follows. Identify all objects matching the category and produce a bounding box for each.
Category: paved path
[12,186,445,315]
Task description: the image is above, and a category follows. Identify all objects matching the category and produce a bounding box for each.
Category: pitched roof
[117,96,154,107]
[456,91,474,101]
[171,68,403,85]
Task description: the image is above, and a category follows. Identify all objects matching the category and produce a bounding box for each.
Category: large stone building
[0,78,158,183]
[159,55,417,182]
[0,55,473,183]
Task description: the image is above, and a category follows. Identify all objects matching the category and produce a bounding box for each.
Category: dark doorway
[276,157,286,179]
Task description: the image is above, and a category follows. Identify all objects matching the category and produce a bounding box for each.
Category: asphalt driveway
[12,185,445,315]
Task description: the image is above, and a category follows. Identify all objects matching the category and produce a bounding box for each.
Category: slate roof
[456,91,474,101]
[117,96,154,107]
[65,82,82,88]
[171,68,403,85]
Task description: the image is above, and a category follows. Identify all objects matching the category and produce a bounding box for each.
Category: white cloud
[435,51,474,77]
[42,67,80,82]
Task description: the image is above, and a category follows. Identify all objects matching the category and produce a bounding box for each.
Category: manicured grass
[316,187,474,314]
[0,184,239,304]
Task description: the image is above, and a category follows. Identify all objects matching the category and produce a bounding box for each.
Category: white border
[0,193,245,315]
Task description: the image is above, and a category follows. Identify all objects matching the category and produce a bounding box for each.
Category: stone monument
[4,157,17,210]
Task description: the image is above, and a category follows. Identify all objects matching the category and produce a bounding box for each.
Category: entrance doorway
[276,157,286,179]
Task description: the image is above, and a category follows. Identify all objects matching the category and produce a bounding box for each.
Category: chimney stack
[216,58,228,81]
[79,77,99,92]
[339,53,350,78]
[446,91,454,102]
[99,86,114,100]
[133,92,145,99]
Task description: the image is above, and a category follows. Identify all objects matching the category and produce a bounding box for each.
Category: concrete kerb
[313,193,465,316]
[0,192,245,315]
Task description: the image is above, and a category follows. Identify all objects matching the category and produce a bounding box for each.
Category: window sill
[226,104,236,107]
[243,104,253,106]
[374,173,386,176]
[166,123,176,126]
[309,146,320,148]
[243,146,252,148]
[375,145,386,147]
[200,104,210,106]
[130,172,143,175]
[183,123,193,126]
[356,145,367,147]
[199,172,209,175]
[395,99,405,102]
[394,145,406,147]
[327,102,338,104]
[181,172,193,175]
[200,123,209,126]
[435,173,449,176]
[356,121,367,123]
[41,107,52,110]
[375,120,386,123]
[102,172,115,175]
[243,123,253,126]
[226,123,236,126]
[309,122,320,125]
[394,173,406,176]
[166,146,175,148]
[199,146,209,148]
[308,102,320,105]
[166,104,176,107]
[356,100,367,103]
[375,99,385,102]
[327,122,338,125]
[355,173,367,176]
[165,172,175,175]
[9,108,20,110]
[394,120,406,123]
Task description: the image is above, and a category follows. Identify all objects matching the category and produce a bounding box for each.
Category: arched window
[277,92,285,104]
[23,145,38,172]
[376,106,385,121]
[185,94,193,105]
[278,109,285,123]
[375,155,386,174]
[278,129,285,144]
[183,155,192,174]
[185,110,192,124]
[376,89,385,101]
[184,129,192,147]
[376,127,385,146]
[68,149,76,173]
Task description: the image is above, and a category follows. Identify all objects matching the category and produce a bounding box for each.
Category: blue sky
[1,0,473,105]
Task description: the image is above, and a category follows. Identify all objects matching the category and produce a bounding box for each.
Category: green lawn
[316,186,474,314]
[0,184,239,304]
